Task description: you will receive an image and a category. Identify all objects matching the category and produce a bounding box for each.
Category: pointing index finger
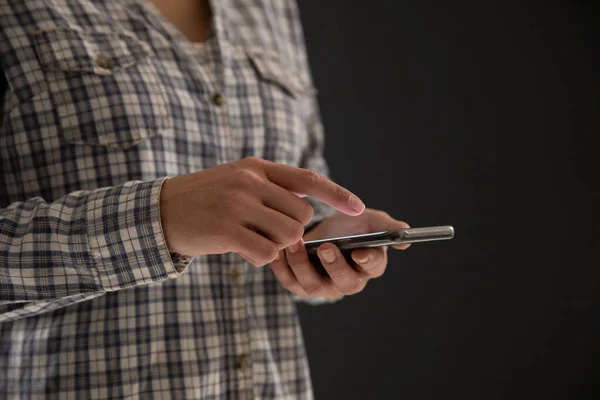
[264,163,365,216]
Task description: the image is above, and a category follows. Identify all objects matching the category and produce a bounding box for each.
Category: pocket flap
[32,26,151,75]
[247,50,317,98]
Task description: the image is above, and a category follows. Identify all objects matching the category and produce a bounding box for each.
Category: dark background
[296,1,599,399]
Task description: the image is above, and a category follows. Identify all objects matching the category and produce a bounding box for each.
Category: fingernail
[354,253,370,264]
[349,195,365,214]
[288,242,300,253]
[319,248,336,263]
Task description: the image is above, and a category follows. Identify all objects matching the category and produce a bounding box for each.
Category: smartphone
[304,225,454,277]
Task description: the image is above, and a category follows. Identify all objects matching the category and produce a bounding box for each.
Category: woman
[0,0,410,398]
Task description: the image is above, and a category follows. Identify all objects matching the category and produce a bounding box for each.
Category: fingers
[271,249,343,299]
[261,161,365,216]
[351,247,388,278]
[285,239,324,295]
[270,250,308,295]
[270,245,343,300]
[272,242,389,297]
[317,244,366,295]
[259,182,314,226]
[284,239,342,299]
[231,226,279,267]
[242,203,304,247]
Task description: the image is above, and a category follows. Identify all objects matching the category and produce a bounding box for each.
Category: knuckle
[377,210,391,219]
[246,173,265,188]
[290,262,314,275]
[304,284,324,296]
[241,156,265,170]
[326,266,346,279]
[335,185,351,204]
[277,275,298,291]
[240,252,258,267]
[223,160,241,174]
[340,278,363,295]
[235,168,261,185]
[279,278,298,291]
[282,283,298,292]
[303,169,321,188]
[324,289,342,300]
[241,156,259,164]
[253,260,267,268]
[299,200,314,225]
[288,221,305,241]
[263,245,280,264]
[253,258,267,268]
[365,265,385,278]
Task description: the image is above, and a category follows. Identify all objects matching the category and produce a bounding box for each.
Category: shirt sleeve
[286,1,344,305]
[0,177,193,322]
[292,98,344,306]
[300,96,338,233]
[286,0,336,233]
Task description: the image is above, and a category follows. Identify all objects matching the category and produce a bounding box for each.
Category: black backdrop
[296,1,599,399]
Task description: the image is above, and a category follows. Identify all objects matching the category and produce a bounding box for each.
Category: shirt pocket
[31,26,171,149]
[246,49,316,164]
[247,49,317,99]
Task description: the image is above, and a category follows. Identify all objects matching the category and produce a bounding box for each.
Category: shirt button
[212,93,224,106]
[235,354,249,371]
[95,54,111,70]
[230,268,241,284]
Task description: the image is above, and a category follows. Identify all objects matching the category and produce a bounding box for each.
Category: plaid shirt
[0,0,337,398]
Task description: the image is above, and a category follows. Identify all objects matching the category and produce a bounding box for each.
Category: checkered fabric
[0,0,337,398]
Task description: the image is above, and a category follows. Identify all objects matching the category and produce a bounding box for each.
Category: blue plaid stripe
[1,0,335,398]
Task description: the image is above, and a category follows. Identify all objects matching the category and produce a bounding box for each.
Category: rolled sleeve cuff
[86,178,193,291]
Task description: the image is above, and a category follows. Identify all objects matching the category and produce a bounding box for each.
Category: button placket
[184,21,253,395]
[180,35,233,165]
[227,258,253,395]
[210,90,233,163]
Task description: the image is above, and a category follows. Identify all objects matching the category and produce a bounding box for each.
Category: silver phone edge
[305,225,454,253]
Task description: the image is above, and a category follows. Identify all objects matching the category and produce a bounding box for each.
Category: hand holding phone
[304,225,454,276]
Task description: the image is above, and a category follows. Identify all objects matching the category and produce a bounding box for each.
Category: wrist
[159,177,177,254]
